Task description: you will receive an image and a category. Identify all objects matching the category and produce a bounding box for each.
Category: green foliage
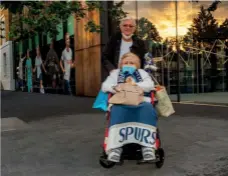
[1,1,127,41]
[85,20,102,33]
[109,1,128,22]
[137,17,162,42]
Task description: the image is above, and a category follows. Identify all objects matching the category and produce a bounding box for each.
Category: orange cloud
[119,1,228,39]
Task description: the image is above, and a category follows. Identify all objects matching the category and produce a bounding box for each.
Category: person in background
[17,53,26,91]
[25,49,33,93]
[33,47,47,94]
[45,40,60,89]
[60,33,74,95]
[102,16,147,74]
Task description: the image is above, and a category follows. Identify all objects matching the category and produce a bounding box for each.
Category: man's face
[120,19,136,36]
[50,42,54,49]
[65,38,70,47]
[36,48,40,55]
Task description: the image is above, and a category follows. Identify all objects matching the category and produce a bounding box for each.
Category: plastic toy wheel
[99,155,116,168]
[155,148,165,168]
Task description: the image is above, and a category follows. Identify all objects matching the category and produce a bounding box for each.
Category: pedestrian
[33,47,47,94]
[25,49,33,93]
[17,53,26,91]
[102,16,147,74]
[60,33,74,95]
[45,40,60,89]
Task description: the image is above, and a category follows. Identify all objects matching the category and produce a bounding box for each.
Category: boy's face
[121,56,138,68]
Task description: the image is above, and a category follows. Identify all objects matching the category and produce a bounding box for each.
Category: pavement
[170,92,228,106]
[1,91,228,176]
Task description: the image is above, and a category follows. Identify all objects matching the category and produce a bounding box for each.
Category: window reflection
[117,1,228,94]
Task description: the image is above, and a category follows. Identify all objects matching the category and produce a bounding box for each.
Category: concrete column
[0,41,15,90]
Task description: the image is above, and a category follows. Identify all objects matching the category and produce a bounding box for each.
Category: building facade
[2,1,228,98]
[113,1,228,95]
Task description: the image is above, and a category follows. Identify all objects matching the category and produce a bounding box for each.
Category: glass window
[56,22,64,41]
[115,0,228,102]
[67,15,74,36]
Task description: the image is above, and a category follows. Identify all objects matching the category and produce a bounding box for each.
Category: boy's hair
[119,52,141,69]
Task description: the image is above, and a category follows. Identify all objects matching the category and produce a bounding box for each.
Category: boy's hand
[125,77,136,85]
[113,85,122,92]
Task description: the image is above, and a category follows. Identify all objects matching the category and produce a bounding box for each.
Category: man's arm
[70,49,75,68]
[33,59,37,73]
[53,50,60,65]
[60,52,65,72]
[101,35,116,72]
[41,59,47,73]
[44,51,50,66]
[33,66,36,73]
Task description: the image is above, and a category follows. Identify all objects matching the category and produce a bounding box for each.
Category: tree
[207,0,221,13]
[183,6,218,45]
[1,1,127,41]
[137,17,162,42]
[218,18,228,39]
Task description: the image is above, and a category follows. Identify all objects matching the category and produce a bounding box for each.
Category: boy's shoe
[108,148,122,163]
[142,147,156,161]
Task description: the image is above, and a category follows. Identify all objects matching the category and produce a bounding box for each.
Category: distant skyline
[120,1,228,39]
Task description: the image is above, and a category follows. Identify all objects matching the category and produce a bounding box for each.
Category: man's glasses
[123,24,135,28]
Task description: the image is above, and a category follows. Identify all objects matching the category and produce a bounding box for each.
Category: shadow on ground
[1,91,100,122]
[1,91,228,122]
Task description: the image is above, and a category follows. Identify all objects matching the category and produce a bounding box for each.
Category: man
[45,40,60,89]
[17,53,26,91]
[60,33,74,95]
[33,47,47,94]
[102,16,147,73]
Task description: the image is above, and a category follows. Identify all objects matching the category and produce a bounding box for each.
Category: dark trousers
[64,79,72,95]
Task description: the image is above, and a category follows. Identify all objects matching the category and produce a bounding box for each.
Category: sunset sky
[118,0,228,39]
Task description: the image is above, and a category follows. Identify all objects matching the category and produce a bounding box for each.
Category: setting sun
[161,26,189,38]
[120,1,228,39]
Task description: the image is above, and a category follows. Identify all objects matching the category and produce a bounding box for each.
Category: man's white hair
[120,16,136,26]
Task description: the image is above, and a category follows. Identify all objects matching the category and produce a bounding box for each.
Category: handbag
[151,75,175,117]
[155,85,175,117]
[108,83,144,106]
